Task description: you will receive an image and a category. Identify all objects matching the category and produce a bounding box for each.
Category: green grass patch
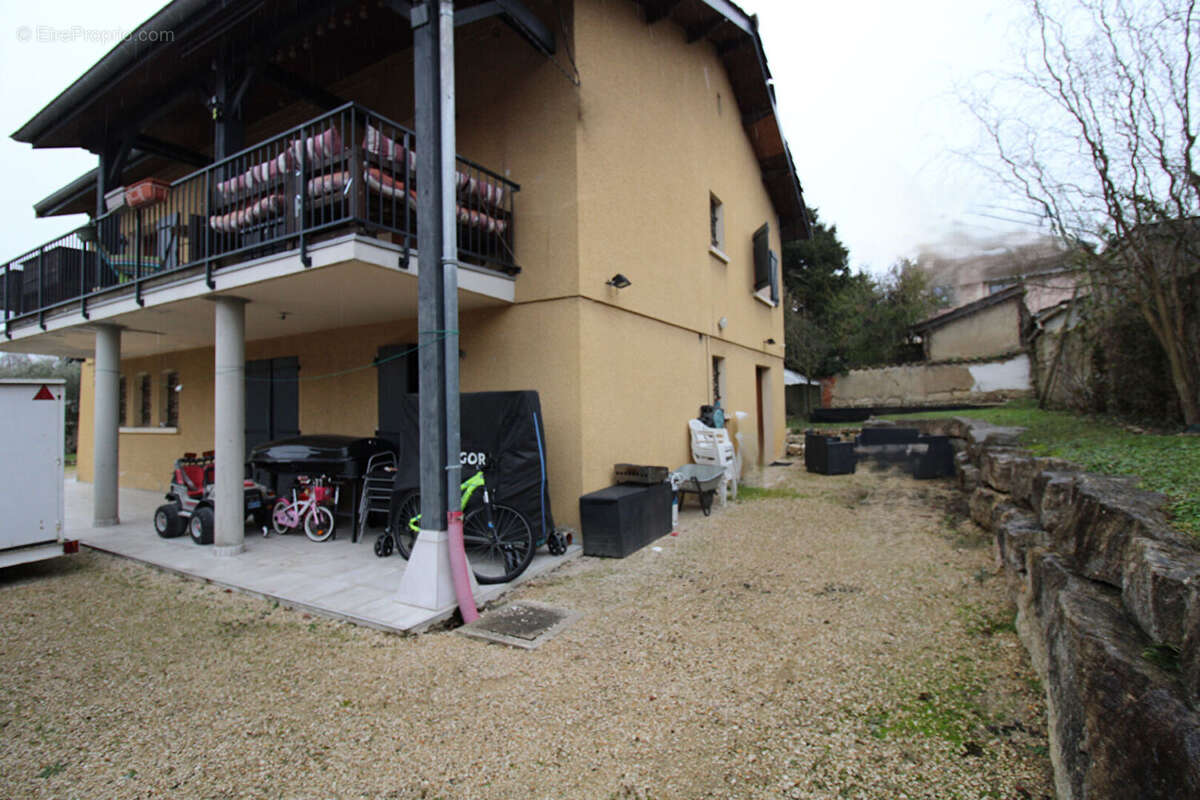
[866,683,985,748]
[883,401,1200,536]
[735,486,802,502]
[64,452,76,467]
[37,762,66,779]
[958,604,1018,637]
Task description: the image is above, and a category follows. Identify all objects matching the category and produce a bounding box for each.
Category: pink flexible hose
[446,510,479,623]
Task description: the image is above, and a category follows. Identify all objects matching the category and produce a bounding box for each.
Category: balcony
[2,103,519,337]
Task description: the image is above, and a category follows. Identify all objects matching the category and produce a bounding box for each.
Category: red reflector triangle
[33,385,55,400]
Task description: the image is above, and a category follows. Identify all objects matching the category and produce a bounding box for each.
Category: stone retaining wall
[893,417,1200,799]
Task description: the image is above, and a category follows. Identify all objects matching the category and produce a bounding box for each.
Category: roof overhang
[17,0,808,239]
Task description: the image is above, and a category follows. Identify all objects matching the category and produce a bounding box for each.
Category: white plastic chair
[688,419,738,504]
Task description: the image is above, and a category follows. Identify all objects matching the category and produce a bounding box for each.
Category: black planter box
[914,435,955,479]
[857,427,921,446]
[580,482,672,558]
[805,431,858,475]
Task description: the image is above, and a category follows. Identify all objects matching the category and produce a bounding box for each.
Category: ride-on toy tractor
[154,451,273,545]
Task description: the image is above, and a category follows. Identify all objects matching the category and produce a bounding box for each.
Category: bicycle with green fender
[375,467,540,584]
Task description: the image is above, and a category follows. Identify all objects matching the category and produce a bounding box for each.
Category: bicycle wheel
[271,498,293,535]
[391,491,421,560]
[463,503,535,584]
[304,505,336,542]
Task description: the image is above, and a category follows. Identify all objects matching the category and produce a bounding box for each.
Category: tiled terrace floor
[65,476,579,633]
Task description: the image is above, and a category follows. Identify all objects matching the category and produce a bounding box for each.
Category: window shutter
[769,250,779,304]
[753,223,770,290]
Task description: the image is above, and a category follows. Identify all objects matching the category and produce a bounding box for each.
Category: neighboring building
[920,235,1080,315]
[783,369,819,419]
[910,284,1029,363]
[0,0,808,542]
[820,285,1033,410]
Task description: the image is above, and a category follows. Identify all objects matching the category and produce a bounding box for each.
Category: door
[245,356,300,453]
[0,383,63,548]
[755,366,768,466]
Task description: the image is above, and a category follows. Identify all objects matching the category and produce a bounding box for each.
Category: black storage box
[914,435,955,479]
[580,483,672,558]
[857,427,921,446]
[805,431,857,475]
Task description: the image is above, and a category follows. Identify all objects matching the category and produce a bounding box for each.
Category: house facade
[2,0,807,539]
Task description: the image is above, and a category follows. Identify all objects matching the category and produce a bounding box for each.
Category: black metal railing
[2,102,520,336]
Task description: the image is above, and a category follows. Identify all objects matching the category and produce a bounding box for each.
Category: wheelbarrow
[670,463,728,516]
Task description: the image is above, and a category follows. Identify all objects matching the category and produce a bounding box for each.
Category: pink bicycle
[270,475,338,542]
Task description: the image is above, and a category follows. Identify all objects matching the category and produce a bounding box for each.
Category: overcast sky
[0,0,1042,273]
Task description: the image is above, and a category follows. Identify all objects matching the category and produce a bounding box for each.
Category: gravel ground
[0,464,1053,799]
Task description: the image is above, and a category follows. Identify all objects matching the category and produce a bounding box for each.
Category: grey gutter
[11,0,219,145]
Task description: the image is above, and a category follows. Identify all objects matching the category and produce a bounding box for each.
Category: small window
[162,371,179,428]
[118,376,127,427]
[709,193,725,252]
[138,373,152,427]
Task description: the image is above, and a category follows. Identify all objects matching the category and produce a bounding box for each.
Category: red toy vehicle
[154,451,273,544]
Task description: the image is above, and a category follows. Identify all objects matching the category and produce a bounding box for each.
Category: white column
[92,324,121,526]
[213,296,247,556]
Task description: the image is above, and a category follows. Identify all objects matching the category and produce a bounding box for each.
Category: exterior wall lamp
[605,273,632,289]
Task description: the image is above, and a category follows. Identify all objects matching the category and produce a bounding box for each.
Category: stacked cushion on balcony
[362,167,508,235]
[205,124,510,236]
[307,171,352,200]
[209,194,286,233]
[214,151,293,199]
[364,124,508,210]
[364,125,416,171]
[291,126,343,167]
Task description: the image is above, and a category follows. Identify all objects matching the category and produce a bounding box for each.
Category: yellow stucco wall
[573,0,785,353]
[570,0,788,478]
[928,299,1023,362]
[75,0,792,529]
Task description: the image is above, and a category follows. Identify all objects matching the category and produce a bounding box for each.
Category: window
[118,376,127,427]
[709,193,725,253]
[137,373,152,427]
[162,371,179,428]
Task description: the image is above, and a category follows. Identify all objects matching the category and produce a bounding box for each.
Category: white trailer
[0,378,76,569]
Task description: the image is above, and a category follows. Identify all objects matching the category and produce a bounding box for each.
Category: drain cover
[458,601,579,649]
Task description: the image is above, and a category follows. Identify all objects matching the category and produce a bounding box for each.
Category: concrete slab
[457,600,581,649]
[65,476,580,634]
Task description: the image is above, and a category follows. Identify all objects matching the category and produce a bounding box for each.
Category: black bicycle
[376,467,540,584]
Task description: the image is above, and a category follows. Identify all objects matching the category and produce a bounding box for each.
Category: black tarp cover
[387,391,555,542]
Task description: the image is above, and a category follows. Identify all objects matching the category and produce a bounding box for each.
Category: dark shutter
[753,222,770,290]
[272,357,300,439]
[769,249,779,304]
[245,359,272,452]
[376,344,419,446]
[245,356,300,453]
